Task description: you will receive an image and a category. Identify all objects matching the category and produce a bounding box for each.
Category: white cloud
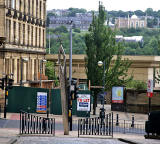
[47,0,160,11]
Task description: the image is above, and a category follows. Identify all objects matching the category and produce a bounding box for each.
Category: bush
[126,80,147,90]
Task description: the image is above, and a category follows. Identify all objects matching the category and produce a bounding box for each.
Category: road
[16,137,126,144]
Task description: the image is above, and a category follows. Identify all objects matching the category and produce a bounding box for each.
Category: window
[23,24,25,45]
[39,28,41,47]
[36,0,38,17]
[141,22,144,27]
[40,1,42,19]
[28,25,30,46]
[32,0,34,16]
[5,59,9,75]
[43,3,46,20]
[136,22,138,27]
[9,20,11,43]
[19,0,22,11]
[19,23,21,44]
[6,19,9,43]
[11,0,15,9]
[24,0,26,13]
[28,0,30,14]
[17,59,20,82]
[43,29,45,48]
[13,21,16,43]
[35,27,37,46]
[31,26,33,46]
[26,61,28,81]
[34,59,37,80]
[12,59,14,76]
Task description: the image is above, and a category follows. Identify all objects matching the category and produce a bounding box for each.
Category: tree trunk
[93,92,97,115]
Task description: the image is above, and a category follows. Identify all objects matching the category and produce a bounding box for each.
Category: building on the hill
[115,14,147,29]
[0,0,47,101]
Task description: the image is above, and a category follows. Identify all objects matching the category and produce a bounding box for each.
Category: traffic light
[70,79,79,100]
[0,78,4,90]
[8,78,14,89]
[74,85,79,100]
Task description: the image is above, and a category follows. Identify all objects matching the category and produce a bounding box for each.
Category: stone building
[115,15,147,29]
[0,0,47,100]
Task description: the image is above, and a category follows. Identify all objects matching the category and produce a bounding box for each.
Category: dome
[131,15,138,19]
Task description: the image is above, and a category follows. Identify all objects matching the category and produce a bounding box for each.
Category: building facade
[115,15,147,29]
[0,0,47,101]
[46,54,160,88]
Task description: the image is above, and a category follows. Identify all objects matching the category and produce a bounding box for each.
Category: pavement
[0,105,160,144]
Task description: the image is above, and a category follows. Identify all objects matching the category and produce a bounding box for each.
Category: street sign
[77,94,90,111]
[147,79,153,98]
[36,92,47,113]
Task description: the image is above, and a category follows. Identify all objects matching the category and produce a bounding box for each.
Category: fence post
[116,114,119,126]
[131,115,134,128]
[123,120,125,134]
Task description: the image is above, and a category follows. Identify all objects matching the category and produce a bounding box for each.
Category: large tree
[85,2,132,114]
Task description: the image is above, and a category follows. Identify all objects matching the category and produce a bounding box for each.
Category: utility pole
[58,44,69,135]
[69,21,73,131]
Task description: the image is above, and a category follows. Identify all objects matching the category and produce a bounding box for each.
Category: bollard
[131,115,134,128]
[116,114,119,126]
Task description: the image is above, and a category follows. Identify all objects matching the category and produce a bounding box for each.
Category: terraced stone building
[0,0,47,104]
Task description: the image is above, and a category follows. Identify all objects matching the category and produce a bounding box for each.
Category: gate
[20,111,55,135]
[78,113,113,137]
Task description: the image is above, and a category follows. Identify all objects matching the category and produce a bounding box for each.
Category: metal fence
[113,119,146,134]
[20,111,55,135]
[78,113,113,137]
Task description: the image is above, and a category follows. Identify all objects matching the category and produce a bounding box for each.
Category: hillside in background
[46,26,160,56]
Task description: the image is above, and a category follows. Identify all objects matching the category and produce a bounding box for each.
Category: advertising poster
[37,92,47,113]
[77,94,90,111]
[112,87,124,103]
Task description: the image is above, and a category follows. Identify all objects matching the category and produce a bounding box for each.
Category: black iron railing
[78,113,113,137]
[20,111,55,135]
[113,114,146,134]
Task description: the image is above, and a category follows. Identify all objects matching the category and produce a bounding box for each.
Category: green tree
[45,61,59,86]
[85,2,132,114]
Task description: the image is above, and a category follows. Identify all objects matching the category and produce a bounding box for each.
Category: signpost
[36,92,47,113]
[147,80,153,113]
[112,87,124,103]
[77,94,90,111]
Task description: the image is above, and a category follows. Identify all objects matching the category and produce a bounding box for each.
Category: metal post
[149,97,151,113]
[69,21,73,131]
[116,114,119,126]
[131,115,134,128]
[103,60,105,109]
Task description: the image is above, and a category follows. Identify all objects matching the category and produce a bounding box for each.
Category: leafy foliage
[85,3,132,91]
[126,80,147,90]
[45,61,59,86]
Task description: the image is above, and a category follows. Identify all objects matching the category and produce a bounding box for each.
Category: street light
[20,58,28,86]
[98,60,106,120]
[40,59,47,88]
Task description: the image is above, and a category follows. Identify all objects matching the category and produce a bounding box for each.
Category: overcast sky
[47,0,160,12]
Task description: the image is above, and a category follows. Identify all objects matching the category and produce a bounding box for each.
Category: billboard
[77,94,90,111]
[36,92,47,113]
[112,86,124,103]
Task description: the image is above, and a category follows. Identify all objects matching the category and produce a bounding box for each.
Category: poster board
[77,94,90,111]
[36,92,47,113]
[112,86,124,103]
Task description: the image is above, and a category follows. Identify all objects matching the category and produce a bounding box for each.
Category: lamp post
[69,20,73,131]
[98,60,106,119]
[40,59,47,88]
[20,58,28,86]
